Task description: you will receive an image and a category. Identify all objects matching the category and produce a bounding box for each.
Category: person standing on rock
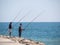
[8,22,12,37]
[18,23,23,37]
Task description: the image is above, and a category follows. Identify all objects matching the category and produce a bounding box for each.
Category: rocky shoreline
[0,35,45,45]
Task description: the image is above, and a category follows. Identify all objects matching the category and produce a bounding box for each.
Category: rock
[23,39,31,43]
[0,35,45,45]
[0,35,3,37]
[39,42,45,45]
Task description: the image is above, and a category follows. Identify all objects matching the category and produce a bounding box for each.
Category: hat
[20,23,22,25]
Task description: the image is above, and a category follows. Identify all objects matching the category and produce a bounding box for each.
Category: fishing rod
[14,10,32,25]
[11,9,23,22]
[18,10,31,22]
[24,10,45,30]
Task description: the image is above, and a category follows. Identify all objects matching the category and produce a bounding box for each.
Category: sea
[0,22,60,45]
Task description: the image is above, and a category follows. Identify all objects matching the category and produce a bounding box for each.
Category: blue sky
[0,0,60,22]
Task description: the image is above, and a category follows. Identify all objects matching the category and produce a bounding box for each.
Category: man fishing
[18,23,23,37]
[8,22,12,37]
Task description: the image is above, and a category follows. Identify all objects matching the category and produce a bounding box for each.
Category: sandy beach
[0,35,45,45]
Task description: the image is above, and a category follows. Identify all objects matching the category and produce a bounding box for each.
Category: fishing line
[14,10,32,25]
[11,9,23,22]
[24,10,45,30]
[18,10,31,22]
